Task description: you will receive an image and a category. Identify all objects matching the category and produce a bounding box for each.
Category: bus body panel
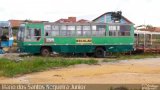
[19,36,134,53]
[19,44,133,54]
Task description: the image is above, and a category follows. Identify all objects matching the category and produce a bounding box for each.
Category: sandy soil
[0,58,160,84]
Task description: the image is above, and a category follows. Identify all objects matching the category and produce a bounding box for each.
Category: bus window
[45,25,59,37]
[92,26,97,36]
[60,25,67,36]
[76,26,82,36]
[92,25,106,36]
[109,26,118,36]
[17,26,25,41]
[25,28,31,39]
[83,26,91,36]
[45,25,51,36]
[51,25,59,36]
[25,28,41,41]
[34,29,41,36]
[118,25,130,36]
[33,28,41,41]
[67,26,75,36]
[44,25,51,30]
[45,31,49,36]
[52,25,59,30]
[97,25,106,36]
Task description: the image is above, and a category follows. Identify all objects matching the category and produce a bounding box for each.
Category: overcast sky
[0,0,159,26]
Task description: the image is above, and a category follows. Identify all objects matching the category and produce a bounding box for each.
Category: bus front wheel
[95,47,105,58]
[40,47,51,56]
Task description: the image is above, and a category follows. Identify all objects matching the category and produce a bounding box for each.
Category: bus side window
[51,25,59,36]
[76,26,82,36]
[34,29,41,36]
[118,25,130,36]
[92,26,96,36]
[60,25,67,36]
[96,25,106,36]
[92,25,106,36]
[45,31,49,36]
[109,26,117,36]
[67,26,75,36]
[26,29,31,39]
[83,26,91,36]
[45,25,51,36]
[34,28,41,41]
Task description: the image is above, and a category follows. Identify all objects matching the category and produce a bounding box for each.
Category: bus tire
[95,47,105,58]
[40,47,51,56]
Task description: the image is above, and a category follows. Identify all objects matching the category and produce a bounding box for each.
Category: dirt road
[1,58,160,84]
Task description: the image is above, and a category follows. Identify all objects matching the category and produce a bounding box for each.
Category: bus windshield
[17,25,25,41]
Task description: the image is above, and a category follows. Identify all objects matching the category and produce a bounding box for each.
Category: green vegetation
[1,53,160,77]
[103,53,160,62]
[0,57,98,77]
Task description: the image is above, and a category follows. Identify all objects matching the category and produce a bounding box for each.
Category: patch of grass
[118,53,160,60]
[103,59,119,63]
[103,53,160,62]
[0,57,98,77]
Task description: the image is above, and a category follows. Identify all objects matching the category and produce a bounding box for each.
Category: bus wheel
[41,47,51,56]
[95,47,105,58]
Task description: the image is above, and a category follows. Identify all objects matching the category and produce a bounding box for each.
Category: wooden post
[136,34,139,49]
[151,34,152,45]
[144,33,146,52]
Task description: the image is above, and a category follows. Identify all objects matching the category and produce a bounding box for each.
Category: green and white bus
[17,22,134,57]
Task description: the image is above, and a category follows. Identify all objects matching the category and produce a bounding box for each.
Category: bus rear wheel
[41,47,51,56]
[95,47,105,58]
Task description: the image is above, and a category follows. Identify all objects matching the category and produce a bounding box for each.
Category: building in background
[92,12,133,24]
[77,19,90,23]
[55,17,76,23]
[55,17,89,23]
[9,20,24,28]
[9,20,48,28]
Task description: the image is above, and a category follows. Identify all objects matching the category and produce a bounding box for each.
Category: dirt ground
[1,57,160,84]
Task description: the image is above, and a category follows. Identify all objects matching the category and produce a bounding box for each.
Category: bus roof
[21,22,133,26]
[44,22,133,26]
